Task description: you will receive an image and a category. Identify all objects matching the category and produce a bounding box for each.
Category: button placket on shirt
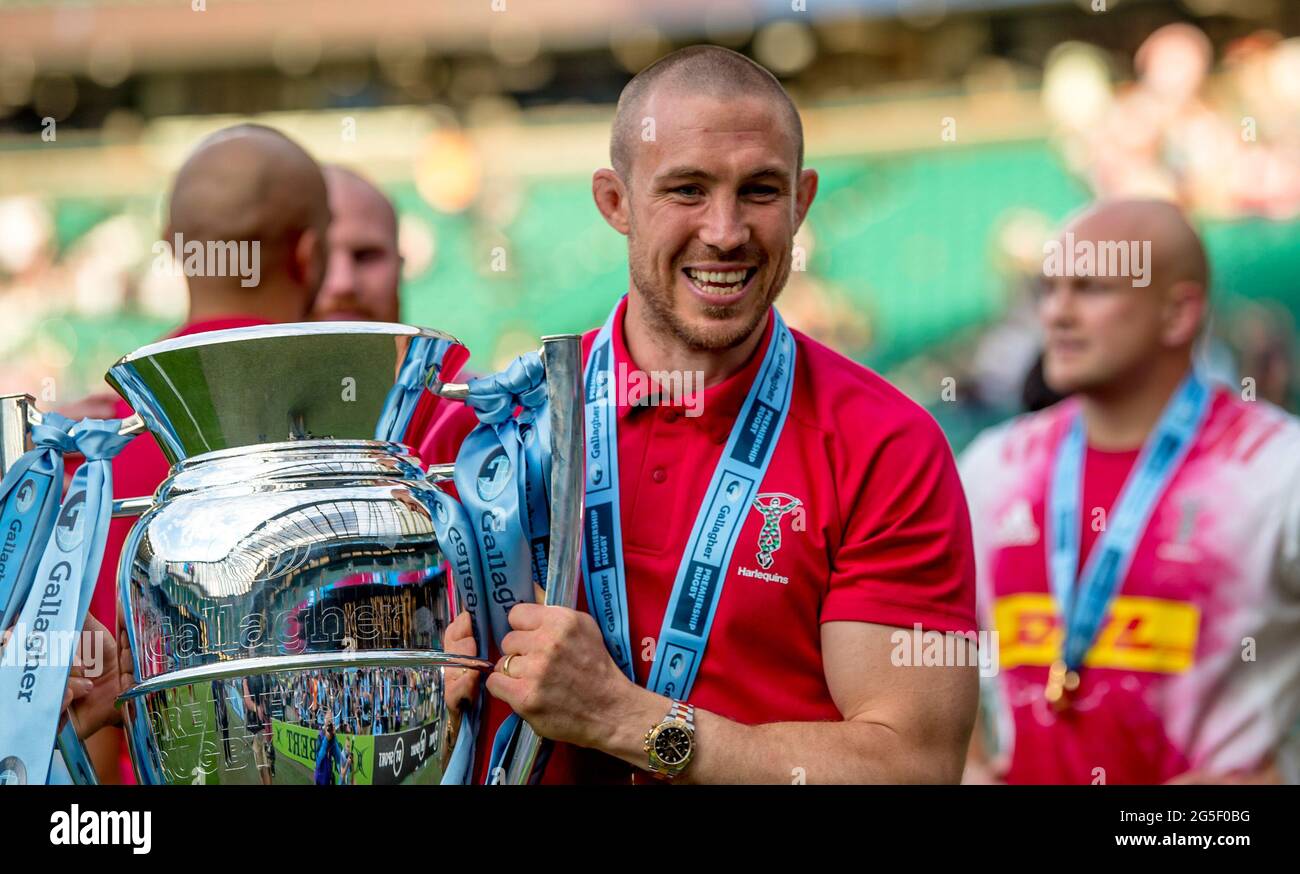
[622,405,689,553]
[649,407,682,484]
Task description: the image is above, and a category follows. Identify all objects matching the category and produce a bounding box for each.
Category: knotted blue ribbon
[0,414,71,633]
[417,352,552,784]
[0,414,134,785]
[454,353,551,646]
[456,354,552,783]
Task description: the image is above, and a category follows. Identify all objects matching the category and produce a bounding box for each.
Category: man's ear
[294,227,326,314]
[1163,279,1208,348]
[793,168,819,232]
[592,169,630,236]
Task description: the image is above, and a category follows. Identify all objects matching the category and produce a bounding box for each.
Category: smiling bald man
[422,45,979,784]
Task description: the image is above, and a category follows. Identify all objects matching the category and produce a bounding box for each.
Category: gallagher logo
[54,490,87,552]
[14,480,36,514]
[0,755,27,785]
[476,448,511,502]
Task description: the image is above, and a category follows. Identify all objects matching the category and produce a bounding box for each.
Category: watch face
[653,725,692,766]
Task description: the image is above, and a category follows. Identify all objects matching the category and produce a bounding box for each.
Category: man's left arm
[487,606,978,783]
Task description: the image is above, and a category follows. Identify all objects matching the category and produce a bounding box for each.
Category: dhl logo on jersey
[993,593,1200,673]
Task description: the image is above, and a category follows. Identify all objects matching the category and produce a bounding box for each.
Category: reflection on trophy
[0,321,583,785]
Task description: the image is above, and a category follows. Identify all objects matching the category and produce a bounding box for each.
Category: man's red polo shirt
[416,298,977,783]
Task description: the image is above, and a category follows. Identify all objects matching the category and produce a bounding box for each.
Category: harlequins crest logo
[752,492,801,569]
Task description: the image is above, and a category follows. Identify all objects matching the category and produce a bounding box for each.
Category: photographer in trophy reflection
[315,714,344,786]
[58,123,332,782]
[421,46,979,783]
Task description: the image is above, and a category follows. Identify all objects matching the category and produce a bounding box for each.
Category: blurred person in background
[60,123,332,782]
[1225,301,1296,411]
[312,165,403,324]
[961,199,1300,784]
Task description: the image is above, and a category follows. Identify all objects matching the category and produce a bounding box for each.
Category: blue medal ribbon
[0,415,134,785]
[582,298,796,700]
[1047,371,1212,672]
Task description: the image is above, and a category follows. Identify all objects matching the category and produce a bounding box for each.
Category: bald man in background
[312,165,403,324]
[961,200,1300,783]
[66,123,331,781]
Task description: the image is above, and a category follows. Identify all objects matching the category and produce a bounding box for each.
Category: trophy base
[122,655,486,786]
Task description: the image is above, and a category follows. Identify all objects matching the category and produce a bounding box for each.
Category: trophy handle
[502,334,585,785]
[535,334,585,612]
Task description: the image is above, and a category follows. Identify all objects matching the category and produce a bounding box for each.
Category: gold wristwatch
[643,700,695,778]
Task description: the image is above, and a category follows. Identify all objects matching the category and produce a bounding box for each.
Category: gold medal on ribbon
[1045,659,1081,709]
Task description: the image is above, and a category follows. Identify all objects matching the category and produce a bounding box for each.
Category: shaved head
[1066,198,1209,291]
[323,166,397,234]
[1040,198,1211,398]
[167,123,330,318]
[610,45,803,183]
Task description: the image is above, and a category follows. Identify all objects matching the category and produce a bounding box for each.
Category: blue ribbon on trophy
[456,354,552,783]
[0,413,134,785]
[376,335,457,444]
[399,352,553,784]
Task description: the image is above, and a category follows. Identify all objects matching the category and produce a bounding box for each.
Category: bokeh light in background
[1,0,1299,435]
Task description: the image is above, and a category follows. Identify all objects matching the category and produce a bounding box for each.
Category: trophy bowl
[108,323,492,785]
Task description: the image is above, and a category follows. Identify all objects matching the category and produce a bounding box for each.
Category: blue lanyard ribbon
[0,414,134,784]
[416,353,552,783]
[1047,371,1212,671]
[582,299,796,700]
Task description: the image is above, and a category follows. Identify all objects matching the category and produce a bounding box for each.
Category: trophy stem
[504,334,585,785]
[0,394,35,478]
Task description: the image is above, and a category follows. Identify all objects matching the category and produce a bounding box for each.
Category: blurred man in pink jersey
[961,199,1300,784]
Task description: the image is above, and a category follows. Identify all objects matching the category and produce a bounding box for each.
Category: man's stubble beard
[626,223,792,354]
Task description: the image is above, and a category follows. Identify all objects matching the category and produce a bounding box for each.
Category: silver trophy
[0,322,583,785]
